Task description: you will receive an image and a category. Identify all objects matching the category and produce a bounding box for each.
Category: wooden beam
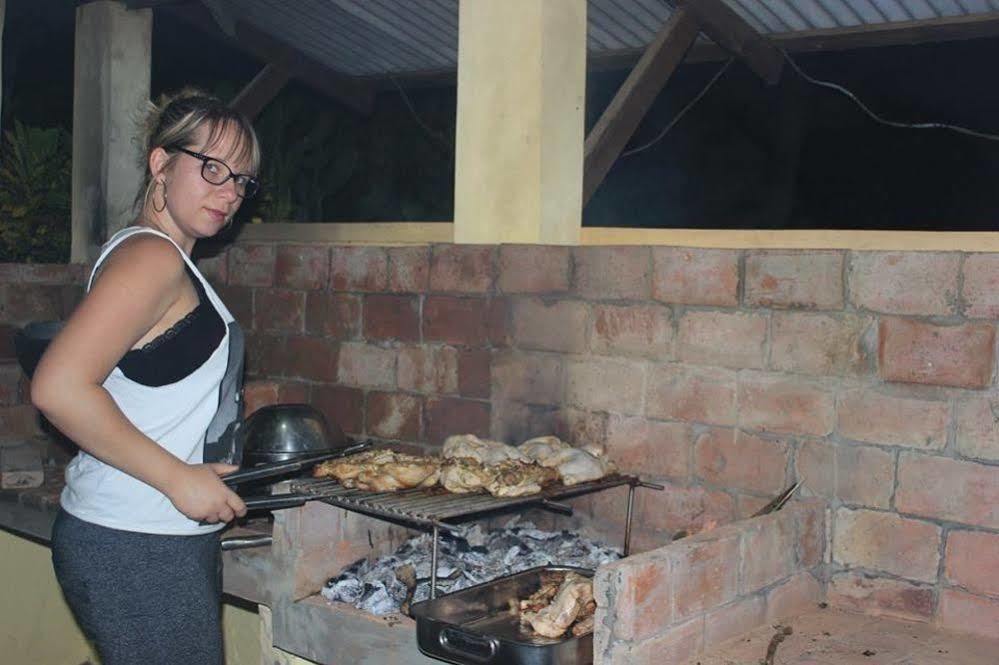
[583,6,700,206]
[163,4,375,114]
[230,63,290,120]
[681,0,783,84]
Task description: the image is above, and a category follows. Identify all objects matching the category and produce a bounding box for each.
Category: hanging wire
[782,50,999,142]
[390,76,454,152]
[622,58,735,157]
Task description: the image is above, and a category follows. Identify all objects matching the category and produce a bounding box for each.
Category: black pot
[14,321,64,380]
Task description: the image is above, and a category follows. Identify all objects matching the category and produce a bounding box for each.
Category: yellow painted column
[454,0,586,245]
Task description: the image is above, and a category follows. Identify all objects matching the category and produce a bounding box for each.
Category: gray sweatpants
[51,509,224,665]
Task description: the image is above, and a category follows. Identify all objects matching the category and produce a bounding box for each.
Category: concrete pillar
[0,0,5,131]
[453,0,586,245]
[71,1,151,262]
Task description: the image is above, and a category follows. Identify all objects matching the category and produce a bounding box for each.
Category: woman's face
[153,125,254,242]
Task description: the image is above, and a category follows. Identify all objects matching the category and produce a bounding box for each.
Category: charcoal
[321,520,621,616]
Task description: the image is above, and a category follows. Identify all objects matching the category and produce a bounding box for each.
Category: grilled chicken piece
[545,447,616,486]
[520,573,593,639]
[440,457,496,493]
[313,449,394,480]
[442,434,526,465]
[517,436,571,465]
[519,572,565,614]
[570,614,594,637]
[313,450,440,491]
[485,460,558,497]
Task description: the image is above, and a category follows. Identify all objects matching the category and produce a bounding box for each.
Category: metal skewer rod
[430,524,440,600]
[624,484,636,557]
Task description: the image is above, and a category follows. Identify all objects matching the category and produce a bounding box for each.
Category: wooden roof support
[681,0,783,84]
[230,63,290,120]
[583,6,700,205]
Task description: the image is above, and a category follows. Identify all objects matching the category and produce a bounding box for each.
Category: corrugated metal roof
[212,0,999,77]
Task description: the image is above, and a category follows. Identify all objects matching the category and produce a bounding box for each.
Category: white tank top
[60,226,244,535]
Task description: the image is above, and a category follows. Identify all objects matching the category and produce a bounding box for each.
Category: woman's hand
[164,463,248,523]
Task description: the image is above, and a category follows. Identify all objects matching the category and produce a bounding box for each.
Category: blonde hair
[135,88,261,211]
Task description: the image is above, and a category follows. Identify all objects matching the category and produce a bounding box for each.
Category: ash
[321,516,621,616]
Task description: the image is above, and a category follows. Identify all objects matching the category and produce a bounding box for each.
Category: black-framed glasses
[172,147,259,199]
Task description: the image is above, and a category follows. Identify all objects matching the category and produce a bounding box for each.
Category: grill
[288,473,663,598]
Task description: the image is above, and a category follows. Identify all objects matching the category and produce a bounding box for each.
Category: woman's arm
[31,236,246,524]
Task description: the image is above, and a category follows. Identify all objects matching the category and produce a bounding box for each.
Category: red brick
[228,243,275,287]
[963,253,999,318]
[458,348,491,399]
[828,572,935,622]
[795,500,827,567]
[283,336,338,382]
[243,380,309,416]
[423,296,489,347]
[274,244,330,290]
[336,342,396,389]
[0,404,41,438]
[746,250,845,309]
[489,401,558,445]
[896,453,999,529]
[955,395,999,462]
[565,357,645,415]
[367,392,421,440]
[695,428,790,494]
[796,440,894,509]
[511,298,588,352]
[0,325,16,362]
[602,554,674,640]
[0,364,23,406]
[253,289,305,333]
[497,245,570,294]
[397,345,458,394]
[605,415,691,480]
[305,292,361,339]
[938,588,999,640]
[879,317,995,389]
[0,284,64,324]
[646,364,737,426]
[770,312,874,377]
[766,572,823,622]
[486,297,511,347]
[20,263,85,284]
[213,285,252,329]
[613,616,704,665]
[741,512,797,593]
[312,385,364,435]
[652,247,739,307]
[834,508,941,582]
[429,245,494,293]
[945,530,999,597]
[362,294,420,342]
[387,246,429,293]
[591,304,673,359]
[837,389,948,450]
[491,350,562,405]
[554,408,608,452]
[678,311,766,369]
[850,251,960,316]
[330,246,388,292]
[670,534,740,619]
[737,371,836,436]
[59,284,84,319]
[635,482,736,535]
[704,596,766,646]
[195,251,228,285]
[243,333,285,378]
[572,246,651,300]
[735,493,772,519]
[424,397,490,445]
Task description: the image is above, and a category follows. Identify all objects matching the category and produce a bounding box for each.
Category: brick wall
[3,243,999,640]
[593,500,825,664]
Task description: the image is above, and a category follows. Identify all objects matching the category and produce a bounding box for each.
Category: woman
[31,90,259,664]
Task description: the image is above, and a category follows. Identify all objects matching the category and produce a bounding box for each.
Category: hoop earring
[224,215,235,231]
[152,180,168,213]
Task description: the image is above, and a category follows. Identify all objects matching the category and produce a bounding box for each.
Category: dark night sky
[4,0,999,230]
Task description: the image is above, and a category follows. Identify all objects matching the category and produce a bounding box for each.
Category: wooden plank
[163,4,375,115]
[1,444,43,490]
[229,63,290,120]
[681,0,783,84]
[583,6,700,206]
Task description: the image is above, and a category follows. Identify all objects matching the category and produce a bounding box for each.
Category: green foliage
[0,120,72,262]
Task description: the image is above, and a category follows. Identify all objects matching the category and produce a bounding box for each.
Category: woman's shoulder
[94,232,187,289]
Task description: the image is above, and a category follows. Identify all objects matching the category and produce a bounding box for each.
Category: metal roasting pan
[410,566,594,665]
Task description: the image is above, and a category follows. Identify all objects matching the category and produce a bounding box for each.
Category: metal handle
[438,627,499,663]
[242,493,310,511]
[541,499,574,515]
[222,442,371,486]
[220,534,273,551]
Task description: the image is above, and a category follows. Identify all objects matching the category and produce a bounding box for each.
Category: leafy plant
[0,120,72,262]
